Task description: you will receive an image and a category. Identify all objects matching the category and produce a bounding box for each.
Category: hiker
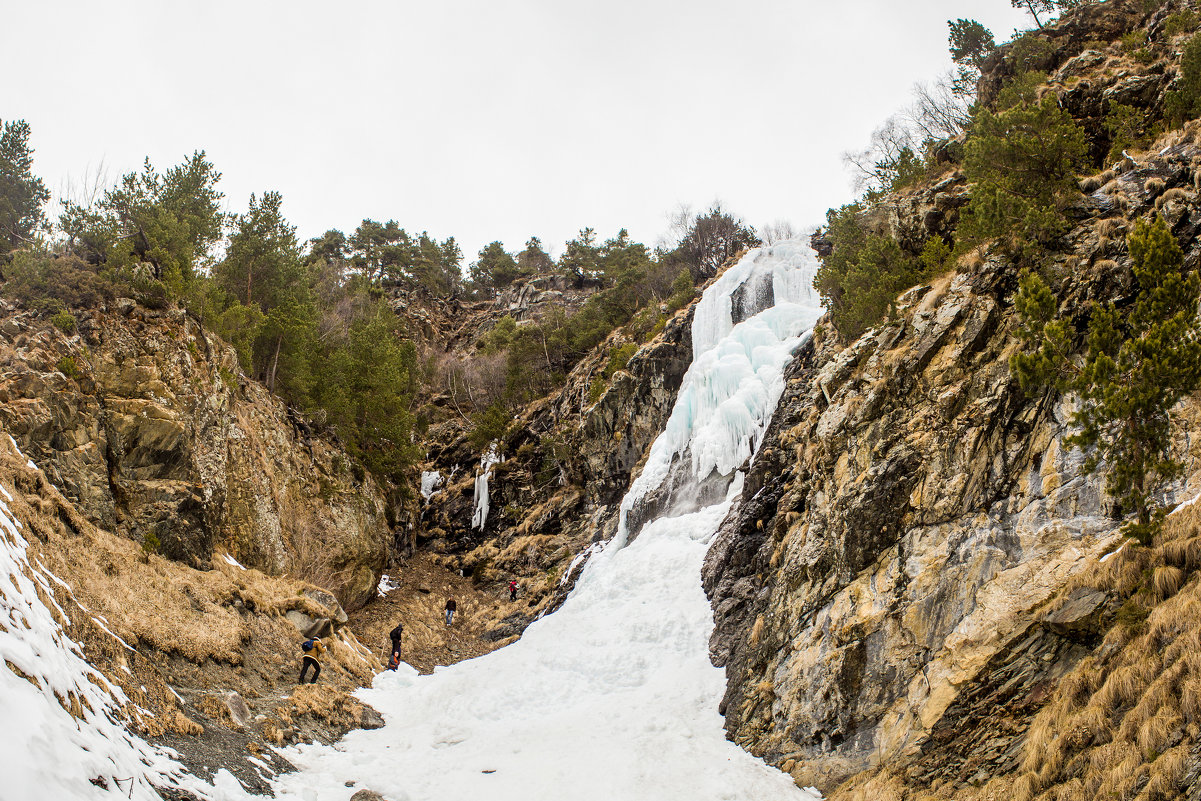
[508,580,518,601]
[445,597,457,626]
[299,637,326,684]
[388,623,403,670]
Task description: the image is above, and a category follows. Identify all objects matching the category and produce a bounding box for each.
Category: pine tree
[0,120,49,253]
[1012,217,1201,539]
[60,151,223,293]
[947,19,995,96]
[470,241,520,290]
[962,79,1087,260]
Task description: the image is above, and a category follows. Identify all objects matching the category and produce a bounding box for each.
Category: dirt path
[349,552,527,674]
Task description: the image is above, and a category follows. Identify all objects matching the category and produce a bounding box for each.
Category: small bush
[1,252,118,311]
[1006,33,1057,75]
[1105,103,1149,163]
[603,343,637,379]
[1163,11,1197,39]
[1165,33,1201,125]
[51,310,77,334]
[141,530,161,555]
[56,356,78,378]
[469,403,511,450]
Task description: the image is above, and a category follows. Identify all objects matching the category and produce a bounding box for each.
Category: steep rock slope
[415,293,697,626]
[706,2,1201,797]
[0,299,389,608]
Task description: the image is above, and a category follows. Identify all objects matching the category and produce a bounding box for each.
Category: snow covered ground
[271,242,824,801]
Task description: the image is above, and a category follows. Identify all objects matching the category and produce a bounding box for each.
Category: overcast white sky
[6,1,1029,261]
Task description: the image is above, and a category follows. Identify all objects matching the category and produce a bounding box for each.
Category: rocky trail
[350,553,530,675]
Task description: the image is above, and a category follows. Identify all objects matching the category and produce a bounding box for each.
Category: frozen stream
[271,242,824,801]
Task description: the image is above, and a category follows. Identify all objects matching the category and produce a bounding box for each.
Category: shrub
[1164,10,1198,39]
[1105,103,1149,163]
[603,343,637,379]
[469,403,511,450]
[1165,33,1201,125]
[56,356,78,378]
[813,200,958,341]
[961,85,1087,259]
[50,310,76,334]
[1,251,118,312]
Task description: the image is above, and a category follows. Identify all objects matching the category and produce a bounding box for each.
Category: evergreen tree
[947,19,995,96]
[349,219,407,284]
[558,228,601,284]
[1012,217,1201,539]
[962,78,1087,260]
[61,151,223,293]
[470,241,520,290]
[0,120,49,253]
[215,191,315,396]
[1165,33,1201,126]
[517,236,554,277]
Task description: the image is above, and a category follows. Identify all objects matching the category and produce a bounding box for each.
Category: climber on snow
[445,597,457,626]
[299,636,326,684]
[388,622,403,670]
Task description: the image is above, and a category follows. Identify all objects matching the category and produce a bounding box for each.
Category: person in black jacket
[387,623,403,670]
[445,598,457,626]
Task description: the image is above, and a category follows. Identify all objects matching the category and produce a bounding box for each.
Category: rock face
[704,5,1201,793]
[703,259,1125,789]
[493,274,602,323]
[413,299,699,613]
[0,301,389,608]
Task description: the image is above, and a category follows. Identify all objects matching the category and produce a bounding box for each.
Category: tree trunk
[267,334,283,393]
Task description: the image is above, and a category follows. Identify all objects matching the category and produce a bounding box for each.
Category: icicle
[471,443,502,530]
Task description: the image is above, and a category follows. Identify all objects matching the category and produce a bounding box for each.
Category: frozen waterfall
[270,242,824,801]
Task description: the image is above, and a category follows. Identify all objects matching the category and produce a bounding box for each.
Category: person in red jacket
[508,580,518,601]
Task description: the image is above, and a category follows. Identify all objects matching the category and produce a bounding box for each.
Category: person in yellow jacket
[299,637,326,684]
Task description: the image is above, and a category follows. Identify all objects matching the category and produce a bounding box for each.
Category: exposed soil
[349,551,531,674]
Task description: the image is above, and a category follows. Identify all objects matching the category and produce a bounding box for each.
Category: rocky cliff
[0,298,389,608]
[704,2,1201,798]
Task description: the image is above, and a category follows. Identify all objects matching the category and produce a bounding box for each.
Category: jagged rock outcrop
[0,300,389,608]
[493,274,602,323]
[704,259,1125,789]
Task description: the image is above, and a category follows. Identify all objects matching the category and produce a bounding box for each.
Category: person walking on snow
[445,597,457,626]
[299,637,326,684]
[387,623,403,670]
[508,580,518,601]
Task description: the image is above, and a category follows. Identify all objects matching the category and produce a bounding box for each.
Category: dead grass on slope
[0,441,372,740]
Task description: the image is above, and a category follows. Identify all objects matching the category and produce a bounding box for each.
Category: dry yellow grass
[0,438,375,748]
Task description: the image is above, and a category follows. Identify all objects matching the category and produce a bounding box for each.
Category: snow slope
[270,242,824,801]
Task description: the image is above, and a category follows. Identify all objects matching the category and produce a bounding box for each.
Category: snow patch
[221,553,247,570]
[377,573,400,598]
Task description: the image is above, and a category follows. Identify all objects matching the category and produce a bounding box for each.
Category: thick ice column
[471,444,502,530]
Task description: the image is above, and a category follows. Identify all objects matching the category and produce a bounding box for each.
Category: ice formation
[471,444,503,530]
[270,242,823,801]
[419,470,443,500]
